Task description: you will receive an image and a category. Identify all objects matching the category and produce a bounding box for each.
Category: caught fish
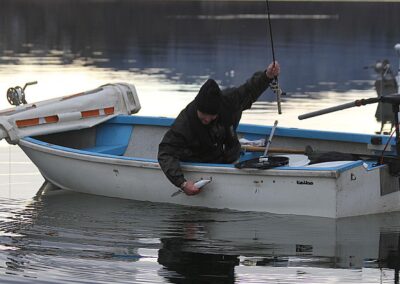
[171,179,212,197]
[194,179,211,189]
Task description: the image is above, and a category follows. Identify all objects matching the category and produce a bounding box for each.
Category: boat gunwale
[19,136,365,178]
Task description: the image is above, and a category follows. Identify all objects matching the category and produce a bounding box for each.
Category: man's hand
[266,61,280,79]
[181,180,201,196]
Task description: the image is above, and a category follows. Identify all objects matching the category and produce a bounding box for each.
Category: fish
[194,179,211,189]
[170,179,212,197]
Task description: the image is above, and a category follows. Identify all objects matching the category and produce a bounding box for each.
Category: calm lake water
[1,0,400,283]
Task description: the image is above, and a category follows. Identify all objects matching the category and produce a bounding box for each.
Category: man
[158,62,281,196]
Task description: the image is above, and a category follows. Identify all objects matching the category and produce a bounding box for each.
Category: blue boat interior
[26,114,396,172]
[82,123,133,155]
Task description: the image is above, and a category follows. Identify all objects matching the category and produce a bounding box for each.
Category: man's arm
[158,129,201,195]
[224,62,280,111]
[158,129,187,188]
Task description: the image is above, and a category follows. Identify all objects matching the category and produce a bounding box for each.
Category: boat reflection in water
[2,182,400,283]
[158,238,239,283]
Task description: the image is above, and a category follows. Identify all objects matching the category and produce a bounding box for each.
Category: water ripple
[0,188,397,283]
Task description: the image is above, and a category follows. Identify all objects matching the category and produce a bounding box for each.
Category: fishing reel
[269,79,286,114]
[6,81,37,106]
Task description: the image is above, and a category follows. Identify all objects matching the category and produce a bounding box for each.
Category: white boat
[1,79,400,218]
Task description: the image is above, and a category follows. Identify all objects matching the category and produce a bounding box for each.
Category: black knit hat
[195,79,222,115]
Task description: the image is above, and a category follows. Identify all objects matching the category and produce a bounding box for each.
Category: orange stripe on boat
[81,109,100,118]
[44,115,59,123]
[104,107,114,115]
[16,118,40,128]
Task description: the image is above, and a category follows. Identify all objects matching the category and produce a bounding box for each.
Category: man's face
[197,110,218,125]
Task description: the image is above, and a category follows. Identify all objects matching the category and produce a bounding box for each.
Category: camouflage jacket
[158,71,272,187]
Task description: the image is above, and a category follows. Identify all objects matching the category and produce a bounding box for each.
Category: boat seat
[123,125,168,159]
[82,144,127,155]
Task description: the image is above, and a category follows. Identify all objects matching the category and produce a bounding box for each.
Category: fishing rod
[298,97,380,120]
[265,0,285,114]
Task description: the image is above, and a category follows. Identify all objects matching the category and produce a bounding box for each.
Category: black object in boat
[304,145,361,164]
[235,156,289,169]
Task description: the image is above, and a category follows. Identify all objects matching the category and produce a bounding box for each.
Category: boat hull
[19,137,399,218]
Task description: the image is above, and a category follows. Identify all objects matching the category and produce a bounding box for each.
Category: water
[2,167,400,284]
[2,168,400,283]
[1,0,400,283]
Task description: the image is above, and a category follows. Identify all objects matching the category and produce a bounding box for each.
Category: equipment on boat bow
[7,81,37,106]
